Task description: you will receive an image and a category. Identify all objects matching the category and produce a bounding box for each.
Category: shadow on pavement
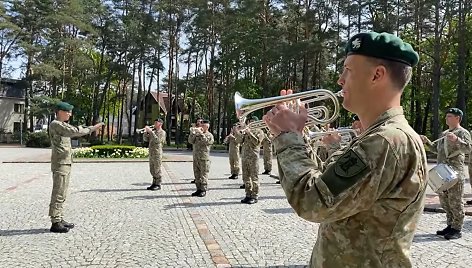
[261,208,295,214]
[0,228,50,236]
[413,233,446,243]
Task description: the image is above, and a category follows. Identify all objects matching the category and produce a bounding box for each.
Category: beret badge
[351,38,362,50]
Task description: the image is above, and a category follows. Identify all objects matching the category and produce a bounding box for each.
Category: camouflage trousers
[149,156,162,185]
[263,148,272,171]
[229,148,240,175]
[49,164,71,224]
[438,177,465,230]
[469,163,472,188]
[242,157,259,199]
[193,158,210,191]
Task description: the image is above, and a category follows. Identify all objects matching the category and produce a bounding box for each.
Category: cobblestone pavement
[1,149,472,267]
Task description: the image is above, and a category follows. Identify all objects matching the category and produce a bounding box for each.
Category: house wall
[0,98,25,133]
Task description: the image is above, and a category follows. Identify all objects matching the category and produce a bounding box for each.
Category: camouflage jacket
[225,133,240,152]
[145,129,166,156]
[273,107,428,268]
[235,128,264,158]
[49,120,93,165]
[188,130,214,160]
[426,126,472,173]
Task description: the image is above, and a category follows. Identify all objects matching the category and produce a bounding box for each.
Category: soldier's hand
[145,126,152,134]
[321,133,341,145]
[446,133,458,142]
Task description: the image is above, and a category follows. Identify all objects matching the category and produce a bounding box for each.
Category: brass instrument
[190,127,203,135]
[234,89,343,129]
[308,127,358,147]
[137,126,155,133]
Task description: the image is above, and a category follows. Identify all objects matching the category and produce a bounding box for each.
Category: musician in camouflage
[468,155,472,205]
[143,118,166,190]
[262,130,273,175]
[48,101,104,233]
[235,116,265,204]
[264,32,427,267]
[224,124,240,180]
[188,119,214,197]
[421,107,472,240]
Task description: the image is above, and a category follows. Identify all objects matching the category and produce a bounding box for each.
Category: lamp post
[19,118,23,146]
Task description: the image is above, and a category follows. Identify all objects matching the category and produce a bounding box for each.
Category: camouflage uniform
[273,107,428,268]
[425,126,472,230]
[188,129,214,191]
[262,131,273,172]
[225,133,240,177]
[49,120,94,224]
[144,128,166,185]
[235,128,264,199]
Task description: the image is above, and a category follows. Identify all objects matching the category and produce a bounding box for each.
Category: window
[14,103,24,113]
[13,122,21,132]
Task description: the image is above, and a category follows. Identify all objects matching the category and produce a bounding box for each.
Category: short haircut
[367,58,413,90]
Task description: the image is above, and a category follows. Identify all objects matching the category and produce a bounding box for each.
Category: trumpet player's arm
[273,131,404,223]
[200,132,215,145]
[51,121,101,138]
[234,129,244,144]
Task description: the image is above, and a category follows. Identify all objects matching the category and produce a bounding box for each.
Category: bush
[25,131,51,148]
[72,145,149,158]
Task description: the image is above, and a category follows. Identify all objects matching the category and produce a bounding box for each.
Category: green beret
[251,116,259,121]
[201,119,210,124]
[446,108,463,117]
[56,101,74,111]
[345,32,419,67]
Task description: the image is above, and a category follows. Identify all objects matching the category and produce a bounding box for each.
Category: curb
[2,158,193,164]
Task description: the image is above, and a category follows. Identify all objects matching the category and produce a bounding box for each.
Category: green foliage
[25,131,51,148]
[89,145,136,157]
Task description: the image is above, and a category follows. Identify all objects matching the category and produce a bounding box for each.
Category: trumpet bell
[234,89,343,126]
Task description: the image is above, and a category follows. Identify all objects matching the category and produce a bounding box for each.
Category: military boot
[61,220,75,229]
[228,174,238,180]
[262,170,271,175]
[147,184,161,190]
[239,184,245,189]
[436,225,452,235]
[444,228,462,240]
[191,189,202,196]
[241,197,257,204]
[50,222,70,233]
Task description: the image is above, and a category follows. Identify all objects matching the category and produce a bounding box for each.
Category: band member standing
[264,32,427,267]
[144,118,166,190]
[261,129,273,175]
[48,101,104,233]
[188,119,214,197]
[224,124,240,180]
[235,116,264,204]
[421,108,472,240]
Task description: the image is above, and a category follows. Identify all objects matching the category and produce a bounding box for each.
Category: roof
[0,78,25,99]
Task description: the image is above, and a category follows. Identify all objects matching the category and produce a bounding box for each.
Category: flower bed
[72,145,149,158]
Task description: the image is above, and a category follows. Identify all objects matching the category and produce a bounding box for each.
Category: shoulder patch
[334,149,368,178]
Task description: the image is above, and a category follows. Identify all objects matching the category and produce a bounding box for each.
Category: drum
[428,163,459,193]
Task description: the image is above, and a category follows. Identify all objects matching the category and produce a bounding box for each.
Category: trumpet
[308,127,358,147]
[190,127,203,134]
[234,89,343,128]
[137,126,155,133]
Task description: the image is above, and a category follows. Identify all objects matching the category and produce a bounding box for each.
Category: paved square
[1,148,471,267]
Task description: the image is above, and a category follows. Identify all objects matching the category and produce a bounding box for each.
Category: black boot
[241,197,251,203]
[466,200,472,205]
[191,190,202,196]
[275,180,281,184]
[228,174,238,180]
[50,222,70,233]
[241,197,257,204]
[436,225,452,235]
[197,191,206,197]
[239,184,245,189]
[444,228,462,240]
[262,170,271,175]
[147,184,161,190]
[61,220,75,229]
[190,180,196,184]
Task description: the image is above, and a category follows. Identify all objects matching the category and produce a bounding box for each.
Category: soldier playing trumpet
[224,124,240,180]
[143,118,166,191]
[188,119,214,197]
